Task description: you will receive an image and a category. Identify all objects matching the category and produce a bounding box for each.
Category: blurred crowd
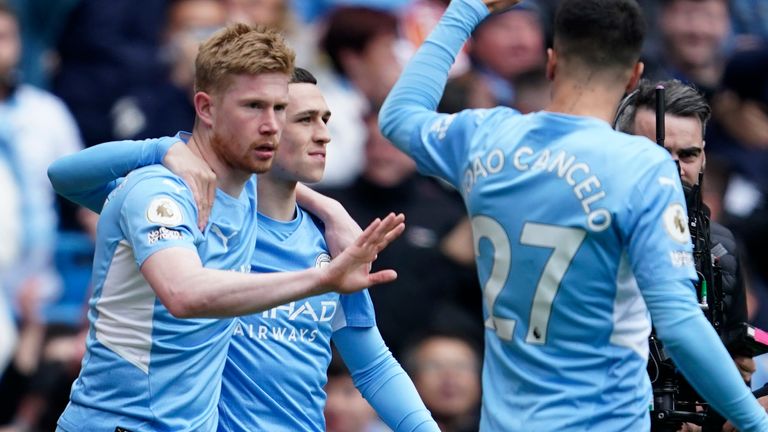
[0,0,767,431]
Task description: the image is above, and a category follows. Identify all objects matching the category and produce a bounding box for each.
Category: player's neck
[256,174,298,221]
[546,77,626,124]
[188,130,250,198]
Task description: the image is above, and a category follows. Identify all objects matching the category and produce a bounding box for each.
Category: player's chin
[248,158,274,174]
[299,166,325,184]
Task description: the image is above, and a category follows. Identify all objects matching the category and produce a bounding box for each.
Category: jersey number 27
[472,216,586,345]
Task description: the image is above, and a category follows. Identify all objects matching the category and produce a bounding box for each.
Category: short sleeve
[331,289,376,331]
[119,175,200,267]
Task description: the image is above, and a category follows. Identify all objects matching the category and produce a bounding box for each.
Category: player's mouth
[252,143,276,160]
[308,150,326,161]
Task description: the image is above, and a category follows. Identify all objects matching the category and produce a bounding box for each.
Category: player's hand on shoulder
[321,213,405,294]
[162,141,216,231]
[481,0,523,13]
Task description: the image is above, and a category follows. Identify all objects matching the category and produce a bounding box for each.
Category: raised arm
[333,326,439,432]
[47,137,179,212]
[141,213,405,318]
[48,137,215,229]
[378,0,489,153]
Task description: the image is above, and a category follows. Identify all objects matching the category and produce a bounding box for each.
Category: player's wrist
[309,267,334,296]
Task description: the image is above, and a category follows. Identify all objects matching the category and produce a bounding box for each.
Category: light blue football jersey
[411,108,697,430]
[379,1,768,430]
[58,158,258,431]
[217,207,375,432]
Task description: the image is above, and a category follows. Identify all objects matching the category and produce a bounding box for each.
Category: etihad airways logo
[261,300,337,322]
[233,299,339,344]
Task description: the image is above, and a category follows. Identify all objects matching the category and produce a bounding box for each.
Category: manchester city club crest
[314,253,331,269]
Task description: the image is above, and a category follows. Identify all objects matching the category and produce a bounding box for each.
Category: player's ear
[545,48,556,81]
[194,91,215,128]
[625,61,644,93]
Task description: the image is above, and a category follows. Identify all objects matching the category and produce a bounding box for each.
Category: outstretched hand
[321,213,406,294]
[163,142,217,231]
[482,0,523,13]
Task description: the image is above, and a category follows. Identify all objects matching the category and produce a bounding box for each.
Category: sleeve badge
[662,203,690,244]
[146,196,184,227]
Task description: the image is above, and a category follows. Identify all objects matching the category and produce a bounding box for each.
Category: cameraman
[615,79,755,430]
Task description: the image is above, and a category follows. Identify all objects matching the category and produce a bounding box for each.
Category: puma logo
[210,224,237,250]
[162,179,187,194]
[658,176,679,190]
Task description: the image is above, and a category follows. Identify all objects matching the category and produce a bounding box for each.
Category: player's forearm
[335,327,439,432]
[162,269,330,318]
[648,282,768,431]
[296,184,361,257]
[47,137,176,212]
[295,183,342,223]
[379,0,487,152]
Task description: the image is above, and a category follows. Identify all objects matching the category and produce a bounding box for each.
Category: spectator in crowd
[464,3,546,107]
[0,2,83,428]
[322,113,482,358]
[316,6,405,187]
[292,0,411,24]
[224,0,287,28]
[645,0,731,100]
[51,0,167,147]
[110,0,226,140]
[399,0,471,79]
[438,3,547,113]
[0,152,20,377]
[0,0,82,317]
[402,332,481,432]
[707,46,768,194]
[7,0,80,88]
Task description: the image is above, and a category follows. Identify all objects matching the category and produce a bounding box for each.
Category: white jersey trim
[95,240,155,373]
[609,252,651,360]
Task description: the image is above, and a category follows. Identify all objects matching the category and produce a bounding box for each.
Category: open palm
[322,213,405,294]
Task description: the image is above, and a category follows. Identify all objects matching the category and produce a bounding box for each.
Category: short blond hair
[195,23,295,95]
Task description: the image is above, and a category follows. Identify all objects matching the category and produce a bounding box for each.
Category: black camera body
[648,178,768,431]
